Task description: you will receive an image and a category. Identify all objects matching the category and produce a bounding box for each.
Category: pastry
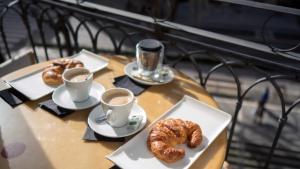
[42,58,84,85]
[147,118,202,163]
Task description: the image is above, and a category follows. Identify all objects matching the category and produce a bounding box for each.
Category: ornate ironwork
[0,0,299,168]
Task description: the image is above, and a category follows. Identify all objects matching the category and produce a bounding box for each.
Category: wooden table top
[0,55,227,169]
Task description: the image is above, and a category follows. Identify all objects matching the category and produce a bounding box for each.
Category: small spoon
[85,72,93,81]
[95,115,107,124]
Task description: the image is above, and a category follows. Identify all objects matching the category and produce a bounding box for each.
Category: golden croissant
[42,58,84,85]
[147,118,202,163]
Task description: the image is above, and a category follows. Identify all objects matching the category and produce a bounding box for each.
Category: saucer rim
[87,103,147,138]
[124,61,174,86]
[52,82,104,110]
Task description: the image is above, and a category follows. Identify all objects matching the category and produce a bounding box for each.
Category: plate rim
[87,103,147,138]
[52,82,104,110]
[106,95,232,169]
[124,61,175,86]
[73,49,109,72]
[7,69,52,100]
[6,49,108,101]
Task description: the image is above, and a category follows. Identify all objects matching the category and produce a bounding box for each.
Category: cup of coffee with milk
[100,88,135,127]
[62,67,93,102]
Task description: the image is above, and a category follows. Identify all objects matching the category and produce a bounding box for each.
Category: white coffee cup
[100,88,135,127]
[62,67,93,102]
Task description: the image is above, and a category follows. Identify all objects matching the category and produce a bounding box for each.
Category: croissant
[42,58,84,85]
[147,118,202,163]
[42,66,64,85]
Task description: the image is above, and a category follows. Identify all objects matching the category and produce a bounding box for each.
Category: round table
[0,55,227,169]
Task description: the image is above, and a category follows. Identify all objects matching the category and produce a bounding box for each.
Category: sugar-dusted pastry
[147,118,202,163]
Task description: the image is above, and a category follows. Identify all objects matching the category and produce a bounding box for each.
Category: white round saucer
[52,82,105,110]
[88,103,147,138]
[124,62,174,85]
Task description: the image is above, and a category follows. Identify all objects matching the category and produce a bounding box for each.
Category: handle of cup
[105,109,114,122]
[134,97,138,104]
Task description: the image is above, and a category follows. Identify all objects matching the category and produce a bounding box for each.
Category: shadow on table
[0,128,10,169]
[0,101,55,169]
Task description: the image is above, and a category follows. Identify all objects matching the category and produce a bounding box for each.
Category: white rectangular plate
[6,49,108,100]
[107,95,232,169]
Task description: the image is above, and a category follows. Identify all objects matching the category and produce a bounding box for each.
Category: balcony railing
[1,0,300,168]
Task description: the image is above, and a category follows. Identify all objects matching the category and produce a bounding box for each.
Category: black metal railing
[1,0,300,168]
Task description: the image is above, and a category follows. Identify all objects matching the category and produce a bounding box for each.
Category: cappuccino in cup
[62,67,93,102]
[69,72,90,82]
[101,88,135,127]
[105,93,131,106]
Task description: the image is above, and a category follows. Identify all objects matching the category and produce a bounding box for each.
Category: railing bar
[229,152,300,165]
[0,26,11,59]
[163,32,300,74]
[39,0,154,33]
[231,140,300,154]
[230,146,300,159]
[215,0,300,16]
[44,0,300,61]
